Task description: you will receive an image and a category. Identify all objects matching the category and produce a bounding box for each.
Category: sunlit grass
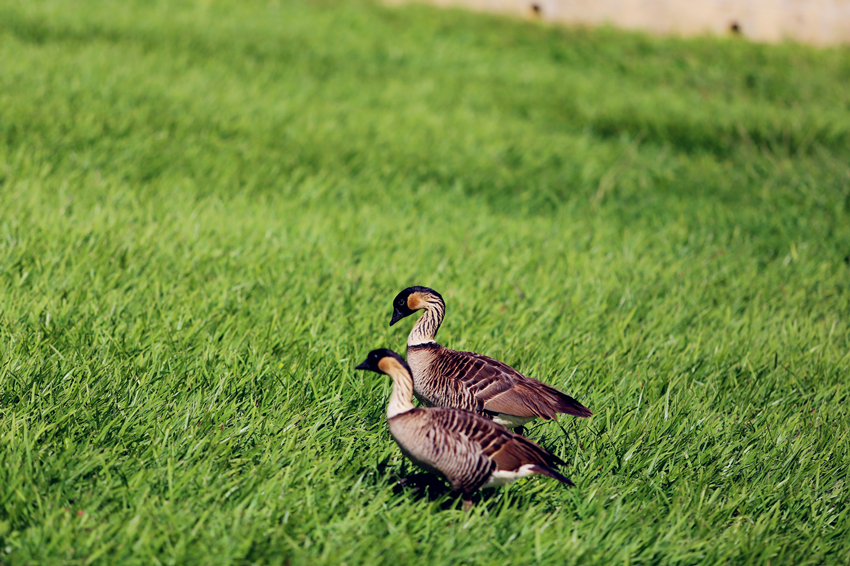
[1,0,849,564]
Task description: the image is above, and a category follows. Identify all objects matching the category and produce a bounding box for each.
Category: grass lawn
[1,0,849,563]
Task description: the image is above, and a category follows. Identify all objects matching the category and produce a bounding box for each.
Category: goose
[355,348,574,510]
[390,286,592,433]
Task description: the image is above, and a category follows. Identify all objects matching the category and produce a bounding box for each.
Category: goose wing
[438,349,592,419]
[434,409,574,486]
[425,408,566,487]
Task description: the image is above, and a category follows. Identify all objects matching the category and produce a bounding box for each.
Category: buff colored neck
[407,297,445,347]
[383,363,416,419]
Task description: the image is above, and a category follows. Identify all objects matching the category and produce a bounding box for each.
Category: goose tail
[550,389,593,418]
[529,465,575,486]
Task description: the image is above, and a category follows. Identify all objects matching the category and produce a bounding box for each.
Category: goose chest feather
[390,286,593,428]
[355,348,574,509]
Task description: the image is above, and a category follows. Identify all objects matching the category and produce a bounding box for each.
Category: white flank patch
[492,414,536,429]
[482,464,539,488]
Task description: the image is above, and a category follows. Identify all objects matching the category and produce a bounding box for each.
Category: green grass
[1,0,849,563]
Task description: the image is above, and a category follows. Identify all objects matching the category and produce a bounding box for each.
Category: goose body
[355,348,573,509]
[390,286,592,429]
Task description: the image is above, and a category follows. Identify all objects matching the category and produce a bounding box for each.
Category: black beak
[390,308,405,326]
[355,360,370,370]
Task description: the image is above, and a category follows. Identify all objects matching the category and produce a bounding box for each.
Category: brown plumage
[390,286,592,430]
[355,348,574,510]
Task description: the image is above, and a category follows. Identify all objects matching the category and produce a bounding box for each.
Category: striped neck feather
[386,367,416,419]
[378,357,416,418]
[407,297,445,347]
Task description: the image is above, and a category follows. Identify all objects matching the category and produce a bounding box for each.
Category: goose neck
[407,297,445,347]
[386,367,416,419]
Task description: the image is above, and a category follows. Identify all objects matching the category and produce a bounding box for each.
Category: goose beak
[389,308,405,326]
[355,360,371,371]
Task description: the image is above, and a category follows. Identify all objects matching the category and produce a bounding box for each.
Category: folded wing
[439,349,592,419]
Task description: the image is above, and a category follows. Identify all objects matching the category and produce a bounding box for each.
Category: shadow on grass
[390,472,553,513]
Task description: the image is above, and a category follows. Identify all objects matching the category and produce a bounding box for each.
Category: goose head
[355,348,411,376]
[389,286,443,326]
[356,348,416,417]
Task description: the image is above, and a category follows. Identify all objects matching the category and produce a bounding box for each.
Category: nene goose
[355,348,573,510]
[390,286,592,433]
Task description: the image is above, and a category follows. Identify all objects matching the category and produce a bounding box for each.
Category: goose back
[406,342,592,425]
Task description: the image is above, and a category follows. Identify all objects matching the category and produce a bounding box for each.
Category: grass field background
[1,0,849,564]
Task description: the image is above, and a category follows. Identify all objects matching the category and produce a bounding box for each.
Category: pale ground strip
[388,0,850,45]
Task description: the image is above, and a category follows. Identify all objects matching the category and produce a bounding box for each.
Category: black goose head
[389,286,443,326]
[355,348,410,375]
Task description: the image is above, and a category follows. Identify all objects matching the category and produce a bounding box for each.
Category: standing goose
[355,348,573,510]
[390,286,592,432]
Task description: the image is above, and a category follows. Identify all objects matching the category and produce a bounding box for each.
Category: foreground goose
[390,286,592,432]
[355,348,573,510]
